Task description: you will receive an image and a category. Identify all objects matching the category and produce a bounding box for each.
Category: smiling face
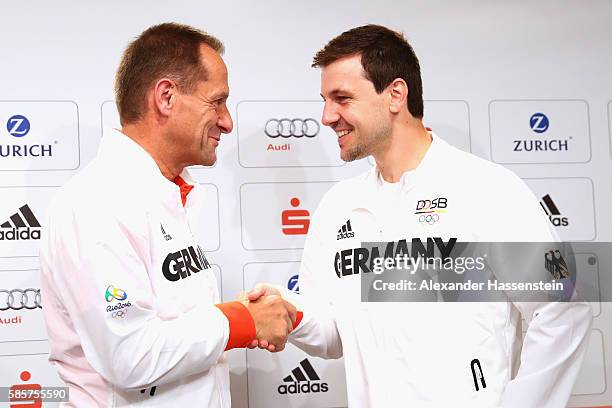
[170,44,233,167]
[320,54,392,162]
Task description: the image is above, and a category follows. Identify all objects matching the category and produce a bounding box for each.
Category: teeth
[337,130,352,137]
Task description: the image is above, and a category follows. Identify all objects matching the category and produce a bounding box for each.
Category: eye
[336,96,350,103]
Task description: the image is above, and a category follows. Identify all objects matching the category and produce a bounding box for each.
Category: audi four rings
[0,289,42,310]
[264,118,320,138]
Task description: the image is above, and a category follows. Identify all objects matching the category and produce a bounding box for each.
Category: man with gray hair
[40,22,295,407]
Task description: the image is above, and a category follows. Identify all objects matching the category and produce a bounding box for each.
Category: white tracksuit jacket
[40,129,232,407]
[288,133,593,408]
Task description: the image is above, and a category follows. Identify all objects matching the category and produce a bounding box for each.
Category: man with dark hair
[40,22,296,407]
[249,24,592,407]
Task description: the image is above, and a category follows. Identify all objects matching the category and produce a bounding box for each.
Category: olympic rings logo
[419,214,440,225]
[105,285,127,302]
[0,288,42,310]
[264,118,320,138]
[111,310,128,319]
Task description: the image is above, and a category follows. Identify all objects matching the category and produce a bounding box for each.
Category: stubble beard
[342,121,392,162]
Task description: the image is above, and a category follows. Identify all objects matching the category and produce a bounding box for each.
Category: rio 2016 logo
[105,285,131,319]
[105,285,127,302]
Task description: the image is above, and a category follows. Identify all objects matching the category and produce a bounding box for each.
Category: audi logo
[419,214,439,225]
[264,118,320,138]
[0,289,42,310]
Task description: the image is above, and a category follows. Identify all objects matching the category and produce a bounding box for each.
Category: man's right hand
[245,294,296,352]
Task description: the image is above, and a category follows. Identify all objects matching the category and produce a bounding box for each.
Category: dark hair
[115,22,224,125]
[313,24,423,118]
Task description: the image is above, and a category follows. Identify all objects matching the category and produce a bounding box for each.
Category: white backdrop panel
[0,1,611,407]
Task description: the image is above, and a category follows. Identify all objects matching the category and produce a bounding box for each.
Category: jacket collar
[366,131,447,191]
[98,128,196,207]
[348,132,448,213]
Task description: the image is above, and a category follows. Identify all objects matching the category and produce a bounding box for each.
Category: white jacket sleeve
[489,175,594,407]
[287,206,343,359]
[41,203,230,390]
[502,300,592,408]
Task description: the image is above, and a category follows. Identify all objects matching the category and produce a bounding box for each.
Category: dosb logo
[6,115,31,137]
[415,197,447,225]
[277,359,329,395]
[0,204,41,241]
[415,197,447,212]
[529,113,549,134]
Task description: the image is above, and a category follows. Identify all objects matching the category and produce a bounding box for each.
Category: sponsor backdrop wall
[1,1,611,407]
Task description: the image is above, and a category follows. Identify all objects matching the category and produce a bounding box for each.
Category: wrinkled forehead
[196,44,229,97]
[199,44,227,76]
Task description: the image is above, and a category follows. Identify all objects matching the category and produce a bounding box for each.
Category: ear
[153,78,177,117]
[388,78,408,114]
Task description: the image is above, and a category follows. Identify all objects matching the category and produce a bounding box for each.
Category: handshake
[238,284,298,352]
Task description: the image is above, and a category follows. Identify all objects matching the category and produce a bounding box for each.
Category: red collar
[172,175,194,207]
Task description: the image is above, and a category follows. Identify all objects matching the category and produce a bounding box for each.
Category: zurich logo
[288,274,300,293]
[529,113,549,134]
[6,115,31,137]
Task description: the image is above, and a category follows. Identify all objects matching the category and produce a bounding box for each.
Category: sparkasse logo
[0,204,41,241]
[281,198,310,235]
[277,359,328,395]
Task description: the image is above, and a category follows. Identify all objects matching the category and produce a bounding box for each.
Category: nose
[321,101,339,127]
[217,104,233,134]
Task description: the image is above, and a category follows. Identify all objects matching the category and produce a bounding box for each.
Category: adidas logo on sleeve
[540,194,569,227]
[277,359,329,394]
[160,224,172,241]
[0,204,41,241]
[336,219,355,240]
